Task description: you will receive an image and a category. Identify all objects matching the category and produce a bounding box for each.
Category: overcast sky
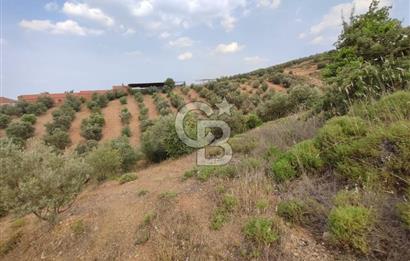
[1,0,409,98]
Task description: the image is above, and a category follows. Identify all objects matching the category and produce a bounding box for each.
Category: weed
[256,199,269,212]
[327,206,374,254]
[277,199,305,224]
[70,220,86,236]
[118,173,138,185]
[243,217,279,245]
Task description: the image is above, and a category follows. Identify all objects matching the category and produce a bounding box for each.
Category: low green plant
[0,113,11,129]
[119,96,127,105]
[86,144,121,182]
[277,199,305,224]
[243,217,280,245]
[6,121,35,141]
[327,206,374,254]
[44,128,71,150]
[71,220,86,236]
[118,173,138,184]
[20,114,37,125]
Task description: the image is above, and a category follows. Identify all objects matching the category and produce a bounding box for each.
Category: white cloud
[244,56,268,64]
[221,15,237,32]
[169,37,194,48]
[299,0,392,45]
[131,0,154,17]
[45,2,59,12]
[258,0,281,9]
[178,52,193,61]
[19,19,103,36]
[123,28,136,36]
[63,2,115,27]
[160,32,171,39]
[214,42,244,54]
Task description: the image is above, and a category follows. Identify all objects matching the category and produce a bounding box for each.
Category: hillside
[1,2,410,260]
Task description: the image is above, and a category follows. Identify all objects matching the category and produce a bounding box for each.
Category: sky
[1,0,409,99]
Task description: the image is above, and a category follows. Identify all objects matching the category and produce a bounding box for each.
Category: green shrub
[21,114,37,125]
[111,137,140,172]
[210,194,237,230]
[397,201,410,229]
[0,113,11,129]
[169,93,184,109]
[0,140,90,223]
[246,114,263,129]
[289,85,320,110]
[289,139,324,172]
[164,78,176,89]
[350,91,410,122]
[122,126,131,137]
[327,206,374,254]
[75,140,98,155]
[6,121,34,141]
[81,113,105,141]
[118,173,138,184]
[277,199,305,224]
[257,93,293,122]
[120,108,131,124]
[37,95,54,108]
[44,129,71,150]
[64,94,82,112]
[86,144,121,182]
[243,217,280,245]
[229,137,258,154]
[119,96,127,105]
[333,190,362,207]
[270,154,297,182]
[26,102,47,116]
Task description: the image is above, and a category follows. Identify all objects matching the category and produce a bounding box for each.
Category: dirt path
[266,81,286,92]
[143,95,158,120]
[285,61,323,87]
[33,107,57,138]
[101,99,123,142]
[124,96,140,146]
[68,106,91,149]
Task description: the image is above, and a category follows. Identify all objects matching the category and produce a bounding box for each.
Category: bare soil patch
[143,95,158,120]
[68,105,91,149]
[33,107,57,138]
[124,95,140,146]
[101,99,123,142]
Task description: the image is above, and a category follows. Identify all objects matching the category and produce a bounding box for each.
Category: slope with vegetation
[0,1,409,260]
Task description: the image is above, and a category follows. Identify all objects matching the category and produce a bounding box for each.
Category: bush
[289,85,320,110]
[169,93,184,109]
[0,140,90,223]
[26,102,47,116]
[111,137,140,172]
[164,78,176,89]
[327,206,374,254]
[64,94,82,112]
[0,113,11,129]
[118,173,138,185]
[81,113,105,141]
[86,144,121,182]
[257,93,293,122]
[37,95,54,108]
[243,217,280,245]
[122,126,131,137]
[6,121,34,141]
[142,115,194,162]
[289,139,324,172]
[277,199,305,224]
[246,114,263,129]
[75,140,98,155]
[119,96,127,105]
[120,108,132,125]
[21,114,37,125]
[44,129,71,150]
[270,153,297,182]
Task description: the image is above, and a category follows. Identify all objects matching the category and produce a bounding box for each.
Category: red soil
[33,107,57,138]
[124,96,140,146]
[101,99,123,142]
[143,95,159,120]
[68,106,91,149]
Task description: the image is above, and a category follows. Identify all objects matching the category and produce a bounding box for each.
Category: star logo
[216,98,233,116]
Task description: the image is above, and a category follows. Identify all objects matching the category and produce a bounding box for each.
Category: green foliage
[246,113,263,129]
[71,220,86,236]
[6,121,34,141]
[64,94,82,112]
[289,85,321,110]
[257,93,293,122]
[25,102,47,116]
[119,96,127,105]
[333,190,362,207]
[277,199,305,224]
[270,154,298,182]
[111,137,140,172]
[75,140,98,155]
[169,92,184,109]
[0,113,11,129]
[243,218,279,245]
[44,128,71,150]
[229,136,258,154]
[396,201,410,229]
[21,114,37,125]
[81,113,105,141]
[142,115,194,162]
[118,173,138,184]
[210,194,237,230]
[0,140,90,223]
[86,93,109,111]
[86,144,121,182]
[164,78,176,89]
[120,108,132,125]
[37,95,54,108]
[328,206,374,254]
[320,1,410,116]
[122,126,131,137]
